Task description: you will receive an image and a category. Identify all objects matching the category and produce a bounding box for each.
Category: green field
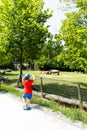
[1,70,87,102]
[34,71,87,102]
[0,70,87,123]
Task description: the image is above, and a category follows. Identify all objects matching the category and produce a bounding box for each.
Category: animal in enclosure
[41,69,59,75]
[50,70,59,75]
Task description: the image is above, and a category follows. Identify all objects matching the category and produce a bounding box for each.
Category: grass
[33,71,87,102]
[0,70,87,124]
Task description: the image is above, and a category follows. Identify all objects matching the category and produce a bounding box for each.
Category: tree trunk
[17,46,23,87]
[30,62,34,70]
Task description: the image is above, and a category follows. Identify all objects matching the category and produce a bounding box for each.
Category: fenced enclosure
[34,76,86,99]
[0,70,87,109]
[33,73,87,109]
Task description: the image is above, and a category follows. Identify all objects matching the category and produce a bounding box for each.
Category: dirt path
[0,91,86,130]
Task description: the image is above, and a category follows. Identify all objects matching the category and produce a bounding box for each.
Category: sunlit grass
[3,70,87,102]
[0,70,87,123]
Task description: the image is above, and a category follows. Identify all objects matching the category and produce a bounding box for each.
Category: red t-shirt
[22,79,34,94]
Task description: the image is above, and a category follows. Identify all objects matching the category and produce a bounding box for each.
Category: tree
[0,1,13,68]
[58,1,87,72]
[36,33,63,70]
[0,0,52,85]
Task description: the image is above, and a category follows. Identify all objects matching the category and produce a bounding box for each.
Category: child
[22,74,35,110]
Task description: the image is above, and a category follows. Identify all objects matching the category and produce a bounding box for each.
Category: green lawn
[0,70,87,123]
[2,70,87,102]
[33,71,87,102]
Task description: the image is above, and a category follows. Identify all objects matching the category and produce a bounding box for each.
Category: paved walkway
[0,91,87,130]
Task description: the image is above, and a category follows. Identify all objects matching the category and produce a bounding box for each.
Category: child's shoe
[23,104,31,110]
[23,105,27,110]
[26,104,31,110]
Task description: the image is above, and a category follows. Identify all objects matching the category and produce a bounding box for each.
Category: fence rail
[33,76,87,109]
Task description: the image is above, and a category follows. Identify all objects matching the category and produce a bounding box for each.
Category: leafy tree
[36,33,63,70]
[0,1,12,68]
[0,0,52,84]
[58,1,87,72]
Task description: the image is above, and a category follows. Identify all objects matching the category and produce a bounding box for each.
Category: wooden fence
[33,76,87,110]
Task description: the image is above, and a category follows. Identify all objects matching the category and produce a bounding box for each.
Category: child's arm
[32,74,35,81]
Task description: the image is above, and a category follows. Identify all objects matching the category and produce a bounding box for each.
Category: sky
[43,0,76,35]
[44,0,66,35]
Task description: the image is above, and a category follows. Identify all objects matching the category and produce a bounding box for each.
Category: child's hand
[32,74,35,80]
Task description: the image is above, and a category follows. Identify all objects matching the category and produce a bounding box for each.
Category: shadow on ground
[31,104,42,110]
[0,90,8,94]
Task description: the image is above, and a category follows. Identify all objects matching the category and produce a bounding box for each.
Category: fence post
[77,83,83,110]
[40,76,43,98]
[0,75,1,90]
[0,81,1,90]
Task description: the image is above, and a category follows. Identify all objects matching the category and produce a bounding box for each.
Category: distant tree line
[0,0,87,73]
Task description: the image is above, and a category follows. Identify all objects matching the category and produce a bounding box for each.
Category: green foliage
[76,0,87,7]
[0,0,52,65]
[0,50,13,67]
[36,34,64,69]
[58,3,87,72]
[59,0,87,7]
[0,0,52,81]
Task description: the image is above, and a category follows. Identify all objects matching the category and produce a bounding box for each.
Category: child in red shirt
[22,74,35,110]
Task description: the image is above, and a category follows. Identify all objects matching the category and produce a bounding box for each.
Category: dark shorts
[23,94,32,99]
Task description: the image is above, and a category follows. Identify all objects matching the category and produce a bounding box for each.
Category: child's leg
[22,98,26,104]
[22,98,27,109]
[22,94,31,110]
[22,94,27,107]
[26,94,32,108]
[26,98,31,106]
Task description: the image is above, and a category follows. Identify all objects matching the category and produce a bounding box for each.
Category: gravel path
[0,91,87,130]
